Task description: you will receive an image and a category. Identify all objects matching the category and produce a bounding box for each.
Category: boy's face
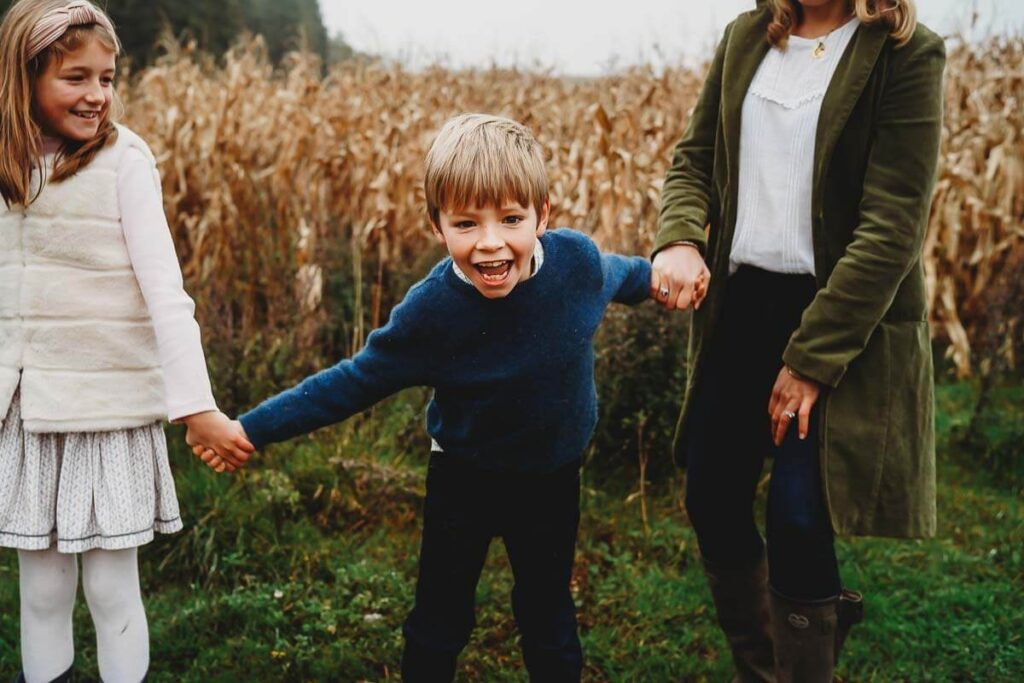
[433,200,550,299]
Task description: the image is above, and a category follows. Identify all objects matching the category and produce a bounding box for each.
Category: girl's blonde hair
[424,113,549,227]
[0,0,121,207]
[766,0,917,49]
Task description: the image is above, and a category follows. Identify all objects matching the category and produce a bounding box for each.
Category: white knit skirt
[0,389,182,553]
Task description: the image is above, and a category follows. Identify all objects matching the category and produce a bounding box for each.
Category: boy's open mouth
[474,259,513,284]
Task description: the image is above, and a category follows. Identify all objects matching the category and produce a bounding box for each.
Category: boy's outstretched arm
[238,289,433,450]
[600,252,654,305]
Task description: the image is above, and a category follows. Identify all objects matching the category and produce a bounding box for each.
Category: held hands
[651,243,710,311]
[768,366,821,446]
[183,411,255,473]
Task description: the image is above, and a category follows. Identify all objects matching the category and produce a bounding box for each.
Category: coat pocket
[823,320,935,537]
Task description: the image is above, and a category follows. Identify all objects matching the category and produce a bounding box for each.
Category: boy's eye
[454,220,476,229]
[503,215,524,225]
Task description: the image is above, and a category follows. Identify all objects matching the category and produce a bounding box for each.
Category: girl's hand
[652,243,710,311]
[768,366,820,446]
[183,411,254,469]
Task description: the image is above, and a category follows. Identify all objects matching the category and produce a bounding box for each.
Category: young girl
[0,2,253,681]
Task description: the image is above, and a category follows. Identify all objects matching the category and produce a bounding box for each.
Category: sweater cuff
[238,412,269,451]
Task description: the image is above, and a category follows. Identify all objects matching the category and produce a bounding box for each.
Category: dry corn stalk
[119,35,1023,393]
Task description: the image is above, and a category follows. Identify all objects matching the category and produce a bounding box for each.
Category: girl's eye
[101,78,114,86]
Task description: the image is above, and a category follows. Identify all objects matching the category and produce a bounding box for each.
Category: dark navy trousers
[684,266,842,601]
[401,455,583,682]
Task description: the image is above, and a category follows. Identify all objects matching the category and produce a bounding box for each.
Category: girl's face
[33,36,115,142]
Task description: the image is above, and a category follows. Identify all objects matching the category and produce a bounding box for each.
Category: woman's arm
[783,33,946,387]
[654,22,731,257]
[652,23,731,310]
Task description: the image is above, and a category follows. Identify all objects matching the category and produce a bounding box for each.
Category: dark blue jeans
[401,455,583,682]
[684,266,842,602]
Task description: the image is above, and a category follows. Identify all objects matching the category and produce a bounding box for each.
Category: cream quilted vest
[0,125,166,432]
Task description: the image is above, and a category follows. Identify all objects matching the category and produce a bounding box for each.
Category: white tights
[18,547,149,683]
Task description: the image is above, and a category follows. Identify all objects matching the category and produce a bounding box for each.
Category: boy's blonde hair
[0,0,121,207]
[424,113,548,227]
[766,0,917,48]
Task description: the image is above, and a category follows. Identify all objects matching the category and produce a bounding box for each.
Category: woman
[652,0,943,680]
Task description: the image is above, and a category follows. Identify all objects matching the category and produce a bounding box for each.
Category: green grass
[1,383,1021,681]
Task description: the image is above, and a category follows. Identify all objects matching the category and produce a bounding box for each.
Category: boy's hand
[693,263,710,308]
[194,445,239,473]
[193,445,235,473]
[652,243,710,311]
[183,411,254,472]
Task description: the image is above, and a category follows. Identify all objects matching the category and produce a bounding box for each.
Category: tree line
[1,0,351,66]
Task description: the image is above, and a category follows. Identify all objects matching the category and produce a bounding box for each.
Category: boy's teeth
[475,259,512,281]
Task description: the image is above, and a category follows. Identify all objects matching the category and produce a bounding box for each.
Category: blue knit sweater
[239,228,652,472]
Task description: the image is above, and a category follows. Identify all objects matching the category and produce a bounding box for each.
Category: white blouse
[729,17,861,276]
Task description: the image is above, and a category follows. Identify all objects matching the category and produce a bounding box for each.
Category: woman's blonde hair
[0,0,121,207]
[424,113,549,227]
[766,0,917,49]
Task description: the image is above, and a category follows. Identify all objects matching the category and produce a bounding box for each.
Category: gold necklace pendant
[813,41,826,59]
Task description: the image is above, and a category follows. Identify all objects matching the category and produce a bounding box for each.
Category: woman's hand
[768,366,820,446]
[651,243,711,311]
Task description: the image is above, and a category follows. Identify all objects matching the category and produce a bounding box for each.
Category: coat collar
[812,20,888,202]
[720,7,771,187]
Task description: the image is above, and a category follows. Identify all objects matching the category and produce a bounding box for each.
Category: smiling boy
[232,113,658,681]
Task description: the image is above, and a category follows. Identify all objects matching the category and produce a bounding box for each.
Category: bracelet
[785,366,807,381]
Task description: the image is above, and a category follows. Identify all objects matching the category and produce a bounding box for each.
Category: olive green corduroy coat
[654,4,945,538]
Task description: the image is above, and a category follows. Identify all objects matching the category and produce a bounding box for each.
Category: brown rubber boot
[702,554,777,683]
[834,589,864,664]
[769,591,838,683]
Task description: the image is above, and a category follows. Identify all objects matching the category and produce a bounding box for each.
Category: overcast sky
[320,0,1024,76]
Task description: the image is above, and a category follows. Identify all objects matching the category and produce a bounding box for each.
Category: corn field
[119,36,1023,398]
